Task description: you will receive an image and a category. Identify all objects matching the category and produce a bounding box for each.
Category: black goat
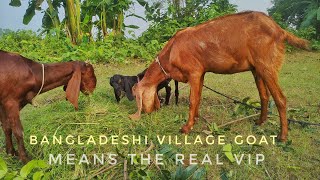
[109,69,179,105]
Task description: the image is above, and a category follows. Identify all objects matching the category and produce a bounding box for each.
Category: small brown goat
[129,11,310,142]
[0,50,97,163]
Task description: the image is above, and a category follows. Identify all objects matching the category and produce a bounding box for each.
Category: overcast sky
[0,0,272,36]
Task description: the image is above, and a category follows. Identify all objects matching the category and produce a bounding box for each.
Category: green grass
[1,51,319,179]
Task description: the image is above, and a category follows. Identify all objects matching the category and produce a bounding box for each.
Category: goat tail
[283,30,311,50]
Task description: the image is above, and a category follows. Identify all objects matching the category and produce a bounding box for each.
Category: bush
[270,14,319,51]
[0,30,155,63]
[285,27,320,51]
[138,2,236,46]
[311,40,320,50]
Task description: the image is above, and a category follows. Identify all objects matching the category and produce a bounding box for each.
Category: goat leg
[252,70,270,125]
[0,106,17,156]
[181,74,204,134]
[259,70,288,142]
[164,85,171,105]
[174,81,179,105]
[4,101,30,163]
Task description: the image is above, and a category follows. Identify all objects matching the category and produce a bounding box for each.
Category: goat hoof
[277,134,287,142]
[180,125,192,134]
[13,150,18,157]
[6,149,18,156]
[21,157,31,164]
[129,113,140,120]
[20,155,31,164]
[255,120,264,126]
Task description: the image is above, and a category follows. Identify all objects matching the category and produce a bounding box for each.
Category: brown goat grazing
[129,11,310,142]
[0,50,97,163]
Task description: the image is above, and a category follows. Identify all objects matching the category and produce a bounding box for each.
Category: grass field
[0,51,320,179]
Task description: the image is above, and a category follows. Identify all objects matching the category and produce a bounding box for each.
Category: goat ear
[124,79,134,101]
[66,65,81,110]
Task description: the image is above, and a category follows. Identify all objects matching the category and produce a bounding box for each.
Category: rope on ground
[203,84,320,127]
[203,85,261,110]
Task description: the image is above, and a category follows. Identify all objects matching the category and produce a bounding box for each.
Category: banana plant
[9,0,140,42]
[9,0,61,30]
[65,0,82,44]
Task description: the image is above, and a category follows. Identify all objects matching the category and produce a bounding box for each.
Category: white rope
[137,75,140,82]
[155,57,169,77]
[35,64,45,97]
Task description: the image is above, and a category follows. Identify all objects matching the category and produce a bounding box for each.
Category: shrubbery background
[1,0,318,64]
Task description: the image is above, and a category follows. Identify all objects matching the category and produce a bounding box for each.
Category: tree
[268,0,320,38]
[10,0,136,42]
[137,0,237,44]
[65,0,82,44]
[0,29,12,37]
[9,0,61,30]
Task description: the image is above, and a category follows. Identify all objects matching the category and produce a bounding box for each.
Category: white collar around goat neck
[35,64,45,97]
[155,57,169,78]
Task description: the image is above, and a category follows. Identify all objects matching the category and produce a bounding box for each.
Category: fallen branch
[90,161,121,178]
[264,166,271,179]
[199,116,212,124]
[200,113,260,129]
[124,159,128,180]
[143,141,155,154]
[218,113,261,128]
[142,141,163,174]
[153,160,162,172]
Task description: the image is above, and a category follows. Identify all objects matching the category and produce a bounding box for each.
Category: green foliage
[270,12,288,29]
[126,143,206,180]
[0,1,319,179]
[291,27,320,50]
[232,97,260,117]
[269,0,320,51]
[0,30,155,63]
[9,0,136,44]
[9,0,21,7]
[311,39,320,50]
[293,26,317,40]
[0,158,50,180]
[0,52,319,179]
[0,28,12,37]
[276,140,294,152]
[171,165,206,180]
[128,144,182,180]
[138,0,237,46]
[269,0,320,39]
[204,122,226,135]
[0,157,8,179]
[286,27,320,51]
[23,0,41,25]
[270,13,320,50]
[222,144,235,163]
